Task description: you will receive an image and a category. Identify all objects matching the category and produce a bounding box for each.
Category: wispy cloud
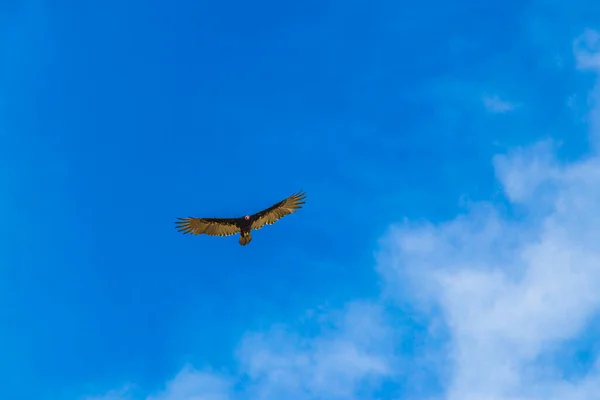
[236,302,395,400]
[483,95,516,113]
[378,30,600,400]
[84,29,600,400]
[84,302,396,400]
[382,141,600,399]
[574,29,600,71]
[146,367,231,400]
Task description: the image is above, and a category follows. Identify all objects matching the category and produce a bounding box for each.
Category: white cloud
[147,367,231,400]
[492,140,561,204]
[84,302,396,400]
[574,29,600,147]
[381,140,600,400]
[378,29,600,397]
[84,29,600,400]
[574,29,600,71]
[483,95,516,113]
[236,302,395,400]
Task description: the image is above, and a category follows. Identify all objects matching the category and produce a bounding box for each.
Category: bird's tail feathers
[239,231,252,246]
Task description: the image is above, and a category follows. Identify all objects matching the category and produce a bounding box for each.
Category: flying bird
[175,191,306,246]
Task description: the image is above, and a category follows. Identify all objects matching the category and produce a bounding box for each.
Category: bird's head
[244,215,250,220]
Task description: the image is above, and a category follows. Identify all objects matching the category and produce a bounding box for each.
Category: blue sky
[4,0,600,399]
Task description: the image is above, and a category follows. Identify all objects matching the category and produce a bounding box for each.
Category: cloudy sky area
[4,0,600,399]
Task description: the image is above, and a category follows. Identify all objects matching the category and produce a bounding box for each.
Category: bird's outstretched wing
[250,191,306,231]
[175,217,240,237]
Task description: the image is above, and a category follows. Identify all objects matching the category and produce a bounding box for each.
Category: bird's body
[175,191,306,246]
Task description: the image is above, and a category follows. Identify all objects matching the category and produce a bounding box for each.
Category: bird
[175,191,306,246]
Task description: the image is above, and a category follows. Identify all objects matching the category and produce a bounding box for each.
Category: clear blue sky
[2,1,600,399]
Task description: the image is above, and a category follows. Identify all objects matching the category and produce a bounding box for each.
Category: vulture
[175,191,306,246]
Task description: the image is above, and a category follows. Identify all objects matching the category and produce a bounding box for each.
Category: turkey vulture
[175,191,306,246]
